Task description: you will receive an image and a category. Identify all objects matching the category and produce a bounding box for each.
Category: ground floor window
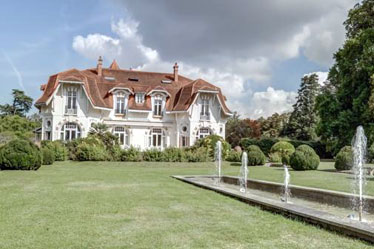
[180,136,189,147]
[113,127,129,147]
[45,131,51,140]
[196,127,211,140]
[149,128,166,148]
[60,122,81,141]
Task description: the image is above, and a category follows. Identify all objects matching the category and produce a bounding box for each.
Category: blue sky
[0,0,357,118]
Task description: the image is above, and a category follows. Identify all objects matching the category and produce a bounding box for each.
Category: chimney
[97,56,103,76]
[173,62,179,82]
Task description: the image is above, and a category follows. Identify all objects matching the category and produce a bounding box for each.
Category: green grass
[0,161,372,249]
[226,161,374,195]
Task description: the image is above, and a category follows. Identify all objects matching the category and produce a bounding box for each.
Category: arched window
[113,127,129,147]
[149,128,166,148]
[60,122,81,141]
[196,127,211,140]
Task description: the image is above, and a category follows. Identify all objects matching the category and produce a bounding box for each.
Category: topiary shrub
[247,145,266,166]
[195,135,230,159]
[270,141,295,165]
[290,145,320,171]
[184,147,210,162]
[162,147,186,162]
[367,143,374,163]
[120,146,143,162]
[268,153,281,163]
[41,147,55,165]
[225,150,242,162]
[143,148,164,162]
[334,146,353,171]
[0,139,42,170]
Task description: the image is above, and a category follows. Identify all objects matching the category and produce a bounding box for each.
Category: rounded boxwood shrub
[0,139,42,170]
[268,153,282,163]
[247,145,266,166]
[196,135,230,159]
[225,150,242,162]
[41,147,55,165]
[270,141,295,165]
[334,146,353,171]
[290,145,320,171]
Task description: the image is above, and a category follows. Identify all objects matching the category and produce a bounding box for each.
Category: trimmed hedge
[225,150,242,162]
[0,139,42,170]
[247,145,266,166]
[240,137,331,158]
[334,146,353,171]
[290,145,320,171]
[42,147,55,165]
[120,146,143,162]
[270,141,295,165]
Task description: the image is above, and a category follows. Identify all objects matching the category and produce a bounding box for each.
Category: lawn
[0,161,372,249]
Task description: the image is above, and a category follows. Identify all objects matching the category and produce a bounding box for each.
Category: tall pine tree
[283,74,319,140]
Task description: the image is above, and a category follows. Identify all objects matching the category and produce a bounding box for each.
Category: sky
[0,0,359,118]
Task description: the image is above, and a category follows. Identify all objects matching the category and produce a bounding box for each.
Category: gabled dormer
[109,87,133,116]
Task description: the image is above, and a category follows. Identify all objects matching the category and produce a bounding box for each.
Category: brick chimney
[173,62,179,82]
[97,56,103,76]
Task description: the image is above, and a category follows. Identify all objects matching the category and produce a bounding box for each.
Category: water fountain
[352,126,367,222]
[239,152,248,193]
[214,141,222,185]
[281,165,291,203]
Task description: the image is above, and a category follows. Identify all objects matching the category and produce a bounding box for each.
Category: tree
[225,113,260,147]
[89,122,109,136]
[258,112,290,138]
[283,74,319,140]
[0,89,33,117]
[316,0,374,154]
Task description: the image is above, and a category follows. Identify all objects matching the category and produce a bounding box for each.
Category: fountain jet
[239,152,248,193]
[282,165,291,203]
[214,141,222,185]
[352,126,367,222]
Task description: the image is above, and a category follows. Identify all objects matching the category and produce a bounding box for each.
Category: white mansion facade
[35,57,232,150]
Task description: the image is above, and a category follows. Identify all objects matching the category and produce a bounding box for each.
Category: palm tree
[89,122,109,136]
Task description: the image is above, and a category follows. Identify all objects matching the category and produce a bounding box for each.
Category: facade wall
[40,84,229,150]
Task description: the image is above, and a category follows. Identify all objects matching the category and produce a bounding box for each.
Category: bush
[185,147,210,162]
[270,141,295,165]
[240,138,278,155]
[368,143,374,163]
[41,147,55,165]
[225,150,242,162]
[247,145,266,166]
[74,137,109,161]
[334,146,353,171]
[42,140,67,161]
[196,135,230,159]
[290,145,320,171]
[0,139,42,170]
[143,148,164,162]
[162,147,186,162]
[268,153,282,163]
[120,146,143,162]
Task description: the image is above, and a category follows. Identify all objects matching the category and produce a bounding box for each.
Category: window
[60,122,81,141]
[113,127,129,147]
[135,93,145,104]
[65,90,77,115]
[45,131,51,141]
[115,96,126,114]
[153,96,163,116]
[181,136,189,147]
[196,128,211,140]
[149,128,166,148]
[200,98,210,120]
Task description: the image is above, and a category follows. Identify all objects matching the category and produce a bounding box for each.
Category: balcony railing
[115,109,127,115]
[65,107,77,115]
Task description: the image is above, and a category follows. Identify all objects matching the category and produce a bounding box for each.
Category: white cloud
[72,34,121,60]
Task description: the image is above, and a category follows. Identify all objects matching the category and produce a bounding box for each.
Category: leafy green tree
[0,115,40,140]
[0,89,33,117]
[316,0,374,154]
[258,112,290,138]
[283,74,319,140]
[225,113,261,146]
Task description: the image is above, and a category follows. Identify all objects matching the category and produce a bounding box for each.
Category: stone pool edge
[171,175,374,244]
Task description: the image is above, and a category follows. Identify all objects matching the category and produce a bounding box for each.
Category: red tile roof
[35,62,232,114]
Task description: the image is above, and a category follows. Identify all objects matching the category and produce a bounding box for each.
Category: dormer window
[114,91,128,115]
[200,97,210,120]
[153,95,163,117]
[65,89,77,115]
[135,93,145,104]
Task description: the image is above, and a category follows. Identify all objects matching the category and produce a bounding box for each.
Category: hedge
[41,147,55,165]
[0,139,42,170]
